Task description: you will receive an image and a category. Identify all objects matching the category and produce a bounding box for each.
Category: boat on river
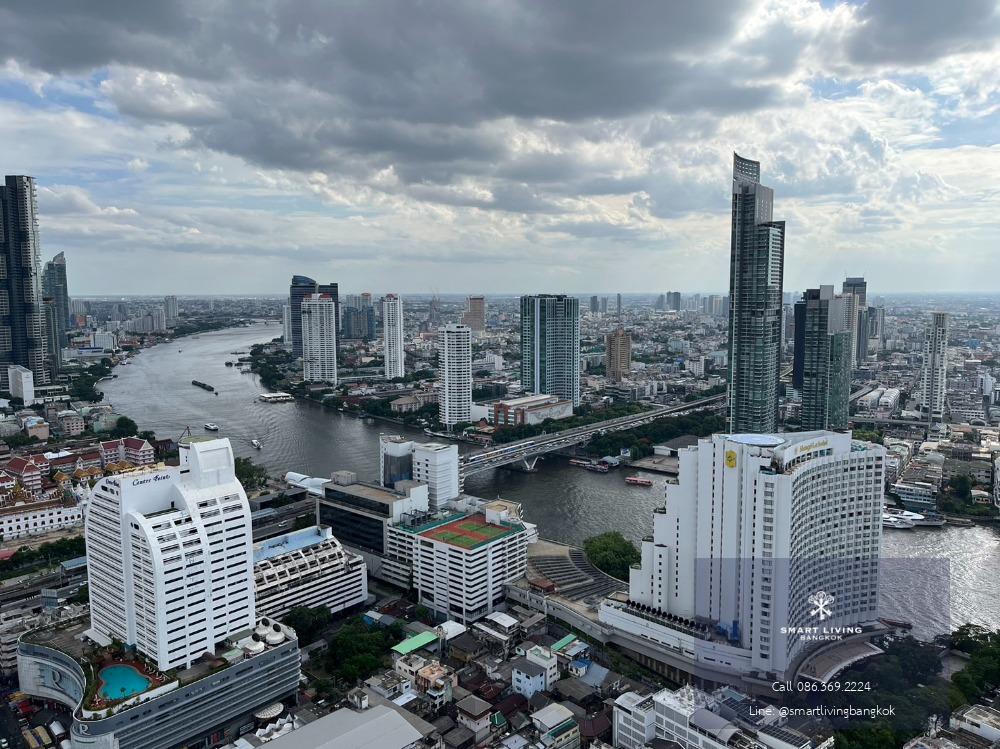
[625,475,653,487]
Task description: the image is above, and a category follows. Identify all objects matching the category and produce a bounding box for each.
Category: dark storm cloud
[846,0,1000,65]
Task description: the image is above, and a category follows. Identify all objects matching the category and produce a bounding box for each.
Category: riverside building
[17,437,301,749]
[438,323,472,427]
[727,155,784,433]
[599,431,884,683]
[382,293,406,379]
[301,292,338,383]
[520,294,581,408]
[317,468,535,623]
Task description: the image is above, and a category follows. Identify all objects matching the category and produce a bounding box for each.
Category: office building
[253,526,368,619]
[726,154,784,433]
[601,297,608,314]
[792,287,851,431]
[318,470,534,623]
[589,295,599,314]
[0,176,49,389]
[301,293,338,383]
[605,327,631,383]
[600,431,884,681]
[520,294,581,408]
[382,294,406,379]
[85,437,256,671]
[462,295,486,332]
[616,292,622,319]
[379,434,415,486]
[919,312,949,422]
[666,291,682,311]
[438,323,472,427]
[163,295,178,324]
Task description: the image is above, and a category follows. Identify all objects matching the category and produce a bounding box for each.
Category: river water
[99,326,1000,638]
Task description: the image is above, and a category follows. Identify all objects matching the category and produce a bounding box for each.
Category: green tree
[282,606,333,646]
[949,474,972,501]
[234,456,268,490]
[583,532,640,581]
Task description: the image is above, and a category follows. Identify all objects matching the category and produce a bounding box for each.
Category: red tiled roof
[4,457,37,474]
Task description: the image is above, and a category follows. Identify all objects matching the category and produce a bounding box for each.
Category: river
[98,326,1000,638]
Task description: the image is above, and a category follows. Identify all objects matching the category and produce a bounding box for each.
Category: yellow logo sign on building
[725,450,737,469]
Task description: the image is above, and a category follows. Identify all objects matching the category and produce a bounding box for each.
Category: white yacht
[884,506,945,527]
[204,423,220,432]
[251,439,262,449]
[882,512,914,529]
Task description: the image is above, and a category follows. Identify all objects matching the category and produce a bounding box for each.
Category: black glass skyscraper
[727,154,784,433]
[0,176,49,388]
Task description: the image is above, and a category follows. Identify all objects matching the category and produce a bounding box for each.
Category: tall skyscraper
[666,291,681,311]
[726,154,784,433]
[163,294,178,324]
[600,432,884,680]
[605,328,631,383]
[601,296,608,314]
[288,275,316,358]
[382,294,405,380]
[792,287,851,431]
[919,312,949,422]
[520,294,581,408]
[462,295,486,332]
[301,293,338,383]
[438,323,472,427]
[589,295,599,314]
[42,297,60,376]
[288,276,338,357]
[42,252,70,347]
[616,292,622,319]
[841,277,868,366]
[86,437,256,671]
[281,303,292,348]
[0,176,49,389]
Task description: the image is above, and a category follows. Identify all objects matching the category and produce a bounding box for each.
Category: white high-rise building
[282,303,292,348]
[301,292,338,383]
[600,431,884,681]
[164,295,178,324]
[85,437,256,672]
[413,442,460,511]
[438,324,472,427]
[919,311,949,423]
[382,294,405,380]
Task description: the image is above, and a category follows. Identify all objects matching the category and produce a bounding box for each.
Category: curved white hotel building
[600,431,885,682]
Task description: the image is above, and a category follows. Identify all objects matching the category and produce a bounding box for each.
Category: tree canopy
[583,532,640,581]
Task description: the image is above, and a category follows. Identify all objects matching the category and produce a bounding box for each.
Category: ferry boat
[192,380,215,392]
[882,512,914,529]
[625,475,653,487]
[251,439,262,449]
[884,507,945,527]
[943,516,975,527]
[204,423,220,432]
[258,392,295,403]
[569,459,609,473]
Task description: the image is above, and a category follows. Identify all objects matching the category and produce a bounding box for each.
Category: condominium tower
[600,431,884,682]
[605,328,631,383]
[919,312,949,422]
[301,293,338,383]
[0,176,49,389]
[164,294,178,324]
[42,251,70,349]
[792,287,851,431]
[288,276,339,358]
[85,437,256,671]
[382,294,406,379]
[438,323,472,427]
[520,294,581,408]
[726,155,784,433]
[462,295,486,332]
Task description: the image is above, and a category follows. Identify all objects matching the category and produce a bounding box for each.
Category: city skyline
[1,2,999,295]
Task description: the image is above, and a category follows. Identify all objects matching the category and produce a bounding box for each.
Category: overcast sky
[1,0,998,296]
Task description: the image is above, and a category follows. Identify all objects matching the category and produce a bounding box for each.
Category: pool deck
[98,664,154,700]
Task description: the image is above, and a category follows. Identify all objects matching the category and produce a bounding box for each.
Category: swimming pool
[98,664,151,700]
